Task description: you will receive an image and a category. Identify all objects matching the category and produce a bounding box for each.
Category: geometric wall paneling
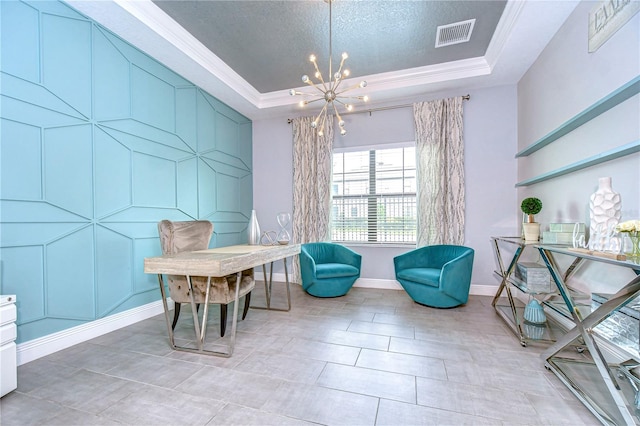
[43,124,94,218]
[98,119,195,155]
[177,157,199,219]
[211,221,249,248]
[92,28,131,120]
[0,119,42,199]
[197,91,218,153]
[198,158,218,218]
[239,173,254,214]
[203,149,251,172]
[131,65,176,132]
[238,122,253,169]
[176,87,198,151]
[94,127,133,218]
[0,1,40,82]
[0,245,45,324]
[200,89,250,125]
[41,13,92,118]
[99,207,196,223]
[0,200,88,224]
[213,222,252,235]
[216,168,241,213]
[0,74,88,127]
[132,152,177,208]
[0,0,252,343]
[132,237,163,294]
[95,225,134,317]
[46,225,95,320]
[209,211,250,224]
[0,222,89,248]
[216,111,240,157]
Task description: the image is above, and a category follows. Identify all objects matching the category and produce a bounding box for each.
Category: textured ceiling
[152,0,507,93]
[68,0,581,119]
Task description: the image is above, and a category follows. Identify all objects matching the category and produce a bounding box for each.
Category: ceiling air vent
[435,19,476,48]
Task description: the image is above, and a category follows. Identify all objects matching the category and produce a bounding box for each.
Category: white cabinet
[0,295,17,397]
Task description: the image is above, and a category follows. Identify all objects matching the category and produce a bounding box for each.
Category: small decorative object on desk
[589,177,621,250]
[248,209,261,245]
[521,197,542,241]
[543,222,585,245]
[276,212,291,245]
[616,219,640,259]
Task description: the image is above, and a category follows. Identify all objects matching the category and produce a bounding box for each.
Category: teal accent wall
[0,0,253,343]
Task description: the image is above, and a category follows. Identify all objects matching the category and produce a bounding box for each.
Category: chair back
[158,220,213,255]
[301,242,339,264]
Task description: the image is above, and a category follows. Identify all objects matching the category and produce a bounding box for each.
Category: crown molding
[110,0,262,106]
[260,57,491,109]
[484,0,526,69]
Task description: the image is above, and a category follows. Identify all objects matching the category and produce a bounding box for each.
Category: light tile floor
[1,284,600,425]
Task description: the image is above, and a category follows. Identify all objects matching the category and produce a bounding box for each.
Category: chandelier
[289,0,368,136]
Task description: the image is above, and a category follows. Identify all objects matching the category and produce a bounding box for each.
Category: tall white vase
[589,177,621,249]
[248,209,261,245]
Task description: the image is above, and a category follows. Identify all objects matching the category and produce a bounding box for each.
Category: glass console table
[490,237,570,346]
[538,245,640,425]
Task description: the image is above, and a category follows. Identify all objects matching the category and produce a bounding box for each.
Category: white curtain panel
[413,97,465,247]
[291,116,334,281]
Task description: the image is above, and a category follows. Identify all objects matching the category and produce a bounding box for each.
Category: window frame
[330,142,417,246]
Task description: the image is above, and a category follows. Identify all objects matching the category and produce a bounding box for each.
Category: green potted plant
[521,197,542,241]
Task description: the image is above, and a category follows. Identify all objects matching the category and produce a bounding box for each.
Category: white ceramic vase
[589,177,621,249]
[248,209,261,245]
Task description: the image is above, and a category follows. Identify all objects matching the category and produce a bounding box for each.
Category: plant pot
[523,222,540,242]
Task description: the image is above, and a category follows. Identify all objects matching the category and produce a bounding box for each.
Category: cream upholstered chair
[157,220,254,336]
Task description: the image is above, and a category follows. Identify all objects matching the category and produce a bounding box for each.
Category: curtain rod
[287,94,470,124]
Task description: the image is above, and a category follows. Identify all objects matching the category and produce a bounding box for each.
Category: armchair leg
[243,291,251,320]
[220,304,227,337]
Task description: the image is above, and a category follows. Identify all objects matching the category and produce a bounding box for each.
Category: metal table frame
[538,245,640,425]
[490,236,564,346]
[145,244,300,357]
[251,257,292,312]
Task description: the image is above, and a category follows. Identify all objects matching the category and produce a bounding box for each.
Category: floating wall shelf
[516,76,640,158]
[515,140,640,187]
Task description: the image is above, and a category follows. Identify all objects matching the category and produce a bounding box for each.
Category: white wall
[517,0,640,291]
[253,84,518,290]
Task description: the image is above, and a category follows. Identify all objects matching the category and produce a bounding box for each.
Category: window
[331,146,416,244]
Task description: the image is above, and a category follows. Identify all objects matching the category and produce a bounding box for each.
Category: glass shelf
[494,298,568,345]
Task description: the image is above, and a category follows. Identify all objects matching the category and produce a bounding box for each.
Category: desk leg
[160,274,239,358]
[186,275,203,351]
[157,274,177,349]
[251,257,292,312]
[228,271,241,353]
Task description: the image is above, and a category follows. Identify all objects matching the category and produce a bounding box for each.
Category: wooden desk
[144,243,300,357]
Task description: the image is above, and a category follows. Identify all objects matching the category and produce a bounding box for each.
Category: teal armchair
[394,245,474,308]
[300,243,362,297]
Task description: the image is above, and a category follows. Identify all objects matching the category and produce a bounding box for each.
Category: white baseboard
[267,273,498,296]
[16,298,174,366]
[354,278,403,290]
